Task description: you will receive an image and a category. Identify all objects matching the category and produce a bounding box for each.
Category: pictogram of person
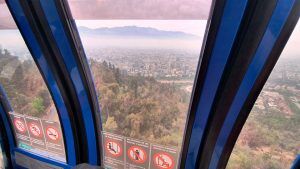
[108,142,117,153]
[134,149,140,161]
[158,155,170,167]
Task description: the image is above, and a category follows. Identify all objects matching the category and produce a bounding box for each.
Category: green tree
[31,97,45,116]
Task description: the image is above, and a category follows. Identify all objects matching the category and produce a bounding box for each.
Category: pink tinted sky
[0,3,15,29]
[0,0,212,29]
[0,0,298,58]
[68,0,212,20]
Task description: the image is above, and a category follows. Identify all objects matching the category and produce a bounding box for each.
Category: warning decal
[153,152,175,169]
[28,123,42,138]
[128,146,147,164]
[25,117,46,149]
[9,113,31,145]
[106,140,122,157]
[150,145,179,169]
[42,120,65,155]
[14,119,26,133]
[101,132,180,169]
[46,127,60,141]
[125,138,150,169]
[102,131,125,169]
[9,112,65,162]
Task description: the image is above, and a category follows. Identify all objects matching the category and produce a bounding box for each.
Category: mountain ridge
[78,26,200,39]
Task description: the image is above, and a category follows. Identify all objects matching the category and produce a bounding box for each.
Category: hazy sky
[0,0,298,59]
[0,3,15,29]
[0,0,212,29]
[68,0,212,20]
[280,21,299,59]
[76,20,207,36]
[0,21,299,58]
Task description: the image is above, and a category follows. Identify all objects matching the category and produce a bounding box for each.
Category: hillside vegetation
[0,49,54,119]
[90,59,190,146]
[1,48,298,168]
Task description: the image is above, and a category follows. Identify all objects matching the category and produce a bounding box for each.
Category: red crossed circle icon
[105,140,122,157]
[29,123,42,137]
[127,146,147,164]
[46,127,60,141]
[153,152,175,169]
[14,119,26,133]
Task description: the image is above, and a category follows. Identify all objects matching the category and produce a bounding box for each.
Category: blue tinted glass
[227,22,300,169]
[0,3,66,162]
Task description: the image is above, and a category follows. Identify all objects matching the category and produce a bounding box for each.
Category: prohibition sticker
[102,132,125,169]
[106,140,122,157]
[42,120,65,156]
[14,119,26,133]
[153,152,175,169]
[46,127,59,141]
[128,146,147,164]
[29,123,42,137]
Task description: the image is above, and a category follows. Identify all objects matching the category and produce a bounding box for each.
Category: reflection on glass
[68,0,212,168]
[227,22,300,169]
[0,149,3,169]
[0,132,5,169]
[0,4,66,162]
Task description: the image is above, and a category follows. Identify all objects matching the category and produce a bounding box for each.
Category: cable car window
[227,22,300,169]
[68,0,212,168]
[0,3,66,162]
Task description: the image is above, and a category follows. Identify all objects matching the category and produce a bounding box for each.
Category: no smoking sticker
[29,123,42,138]
[46,127,59,141]
[42,120,65,156]
[153,153,175,169]
[14,119,26,133]
[128,146,147,164]
[106,140,122,157]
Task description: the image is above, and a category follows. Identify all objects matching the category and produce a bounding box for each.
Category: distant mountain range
[0,17,16,29]
[78,26,200,39]
[0,24,15,29]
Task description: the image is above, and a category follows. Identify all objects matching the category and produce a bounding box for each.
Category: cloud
[68,0,212,19]
[0,0,212,29]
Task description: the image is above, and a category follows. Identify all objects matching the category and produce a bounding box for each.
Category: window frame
[180,0,250,168]
[37,0,99,164]
[1,0,79,167]
[0,106,13,168]
[213,1,300,168]
[1,0,298,168]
